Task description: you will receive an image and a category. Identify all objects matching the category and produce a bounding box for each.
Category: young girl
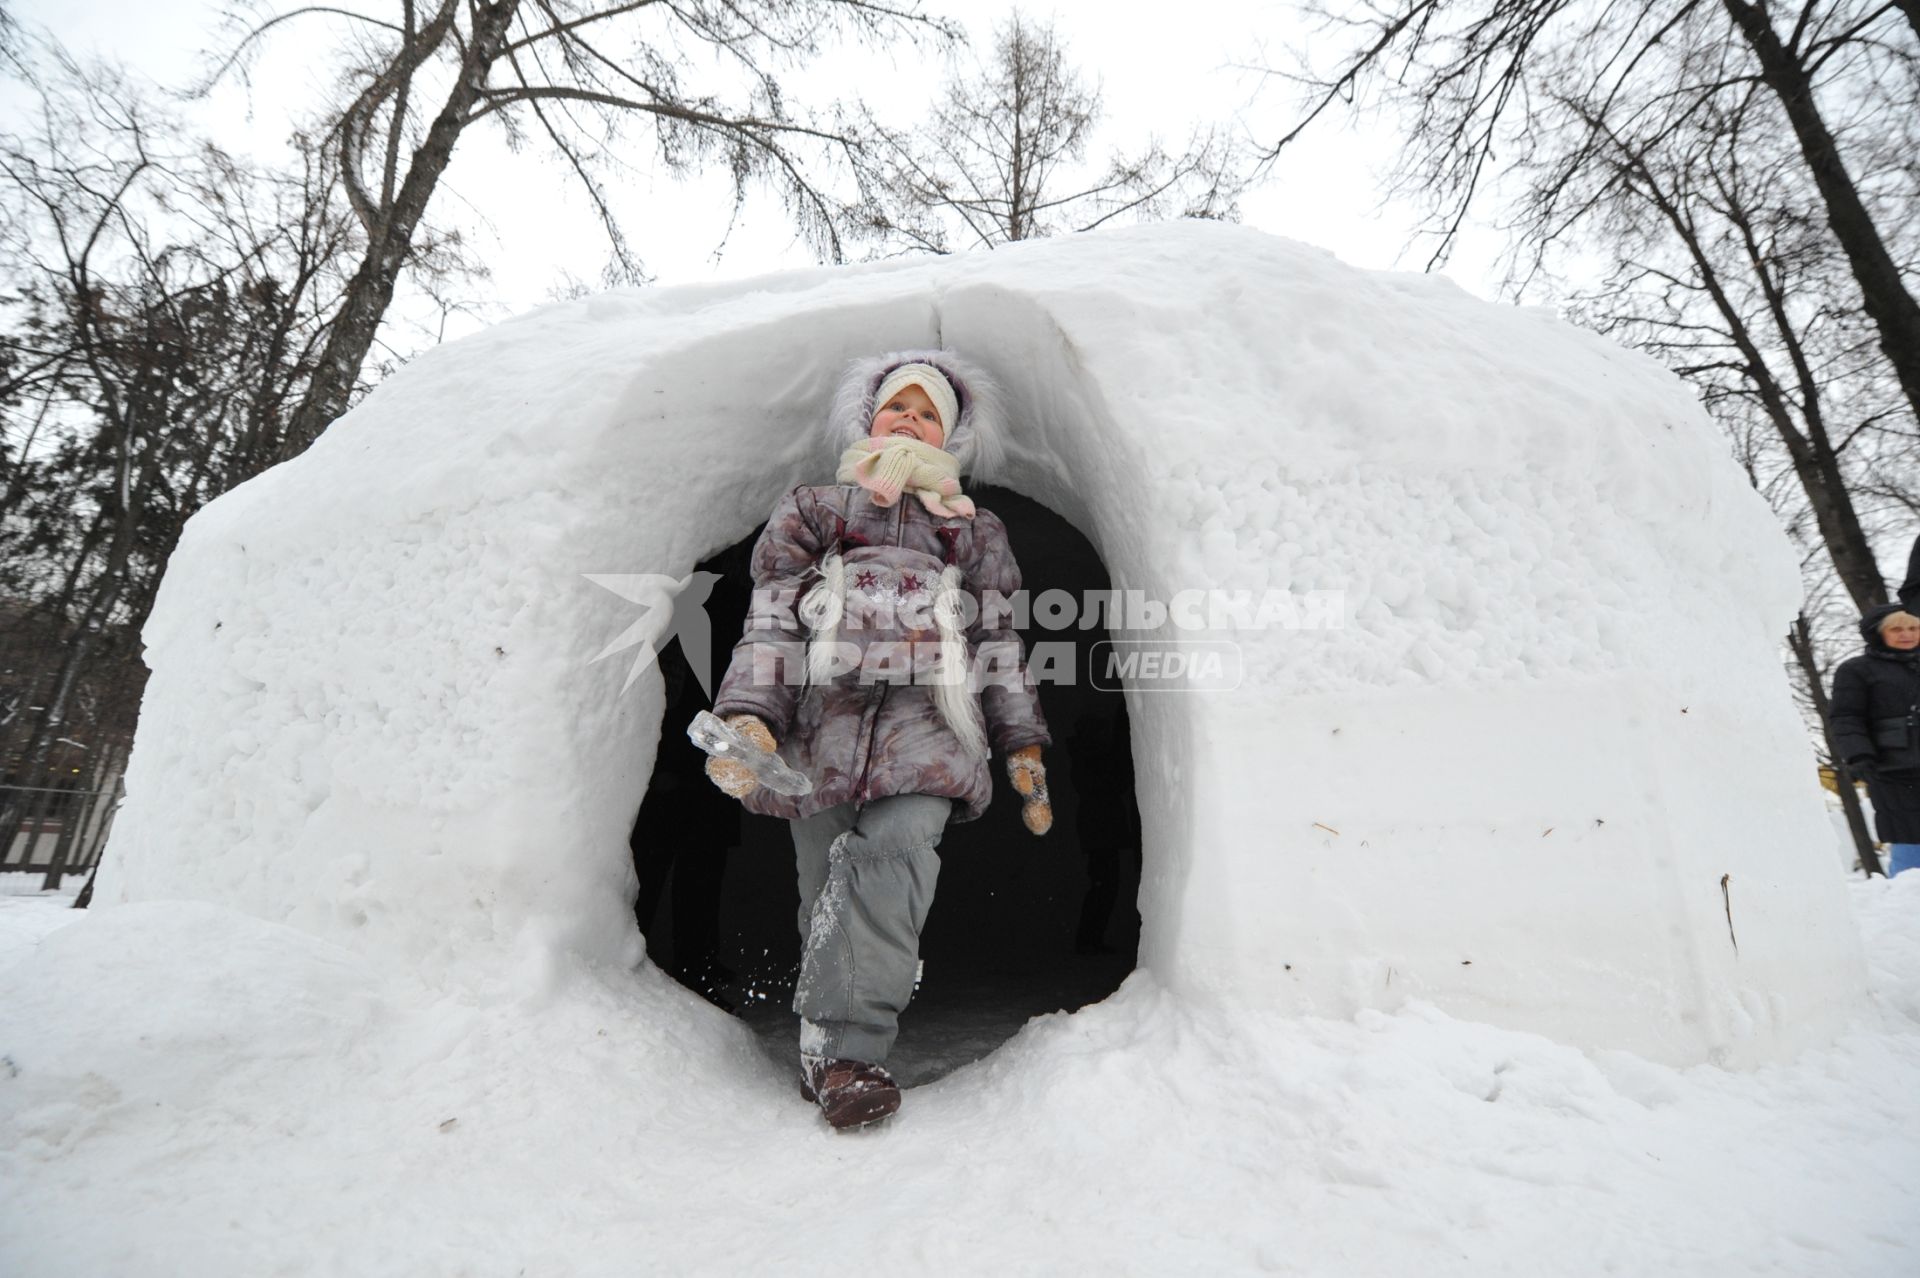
[703,349,1052,1129]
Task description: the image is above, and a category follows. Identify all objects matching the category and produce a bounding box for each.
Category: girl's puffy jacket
[711,482,1050,822]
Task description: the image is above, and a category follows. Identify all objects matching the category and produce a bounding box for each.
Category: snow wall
[99,221,1864,1067]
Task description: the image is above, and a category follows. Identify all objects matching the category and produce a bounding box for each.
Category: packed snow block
[1182,683,1861,1066]
[98,221,1862,1064]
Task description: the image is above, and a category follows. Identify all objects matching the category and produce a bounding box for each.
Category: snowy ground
[0,869,1915,1277]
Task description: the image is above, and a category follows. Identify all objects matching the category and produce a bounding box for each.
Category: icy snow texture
[2,876,1916,1275]
[97,221,1859,1064]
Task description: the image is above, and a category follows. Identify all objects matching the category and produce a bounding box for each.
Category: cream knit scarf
[836,438,976,519]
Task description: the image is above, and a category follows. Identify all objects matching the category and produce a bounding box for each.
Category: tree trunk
[1791,614,1884,876]
[1722,189,1890,610]
[280,2,522,458]
[70,759,122,909]
[72,858,100,908]
[1618,139,1887,609]
[39,778,74,890]
[1722,0,1920,428]
[1895,0,1920,44]
[42,738,112,890]
[1786,431,1888,612]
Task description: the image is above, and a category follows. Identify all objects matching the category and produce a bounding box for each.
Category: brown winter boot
[800,1057,902,1130]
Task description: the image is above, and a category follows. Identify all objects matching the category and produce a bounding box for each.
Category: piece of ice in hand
[687,710,814,796]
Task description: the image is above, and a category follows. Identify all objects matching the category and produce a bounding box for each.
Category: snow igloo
[98,221,1864,1068]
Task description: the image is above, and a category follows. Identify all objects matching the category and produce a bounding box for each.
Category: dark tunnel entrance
[630,485,1141,1086]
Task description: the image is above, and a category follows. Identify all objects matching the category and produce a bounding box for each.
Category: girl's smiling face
[869,382,945,447]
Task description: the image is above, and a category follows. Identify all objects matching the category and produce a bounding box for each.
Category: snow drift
[95,220,1862,1066]
[4,880,1916,1277]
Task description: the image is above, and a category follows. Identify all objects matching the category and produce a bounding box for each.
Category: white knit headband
[873,364,959,441]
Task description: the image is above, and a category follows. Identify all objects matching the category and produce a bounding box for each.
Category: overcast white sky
[10,0,1509,345]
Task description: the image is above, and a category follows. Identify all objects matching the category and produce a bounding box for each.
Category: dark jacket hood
[1859,601,1918,654]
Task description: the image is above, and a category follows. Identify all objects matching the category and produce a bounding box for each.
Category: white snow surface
[94,220,1859,1070]
[1,876,1916,1276]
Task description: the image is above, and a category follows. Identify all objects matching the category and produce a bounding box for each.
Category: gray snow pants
[789,794,950,1065]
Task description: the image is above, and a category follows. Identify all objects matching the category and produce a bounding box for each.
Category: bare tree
[871,11,1248,252]
[1261,1,1920,430]
[1557,76,1915,611]
[1262,1,1918,873]
[207,0,959,459]
[1718,0,1920,427]
[1260,2,1917,601]
[1788,610,1884,874]
[1578,94,1916,869]
[0,39,370,861]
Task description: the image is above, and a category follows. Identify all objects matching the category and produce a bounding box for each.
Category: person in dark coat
[1830,601,1920,875]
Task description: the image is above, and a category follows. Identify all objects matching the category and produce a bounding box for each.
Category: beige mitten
[1006,745,1052,835]
[704,714,776,799]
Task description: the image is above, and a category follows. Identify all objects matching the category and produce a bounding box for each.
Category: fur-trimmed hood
[825,349,1005,478]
